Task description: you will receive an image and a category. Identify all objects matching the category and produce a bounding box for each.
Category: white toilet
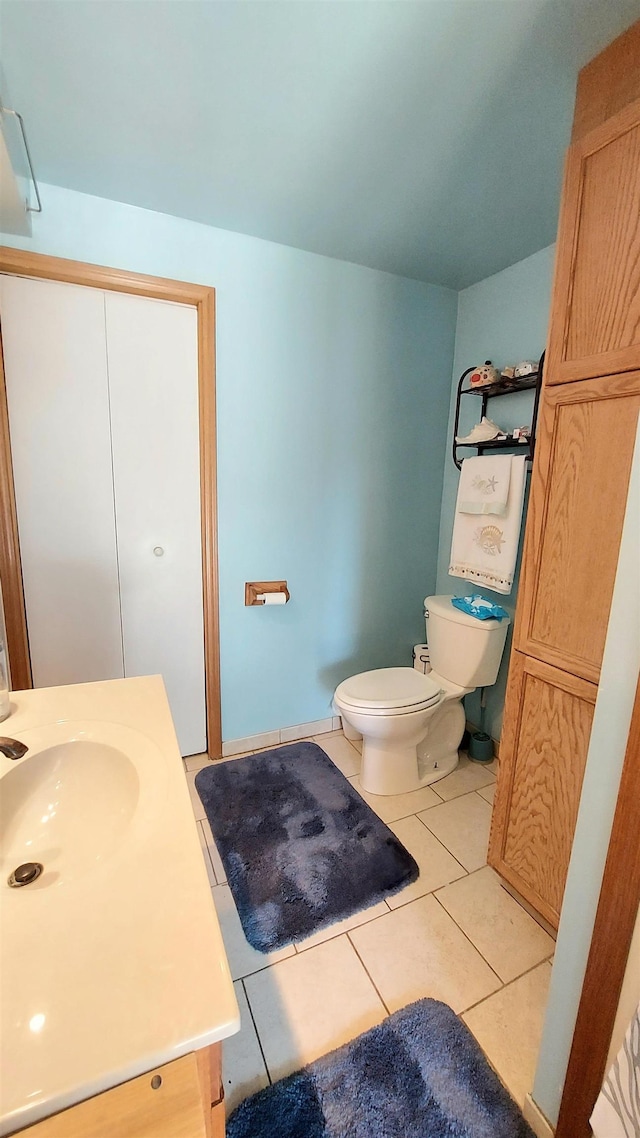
[333,594,509,796]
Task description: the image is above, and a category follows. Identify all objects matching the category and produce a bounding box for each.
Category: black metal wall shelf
[452,351,544,470]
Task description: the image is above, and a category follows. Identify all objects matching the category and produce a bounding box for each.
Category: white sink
[1,723,145,888]
[0,677,239,1136]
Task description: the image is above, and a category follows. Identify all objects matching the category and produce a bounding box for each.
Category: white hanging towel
[449,455,526,595]
[591,1004,640,1138]
[457,454,512,516]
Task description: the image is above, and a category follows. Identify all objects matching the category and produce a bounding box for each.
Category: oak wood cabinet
[489,26,640,927]
[13,1044,224,1138]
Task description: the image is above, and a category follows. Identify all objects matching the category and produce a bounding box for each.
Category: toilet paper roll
[258,592,287,605]
[413,644,431,673]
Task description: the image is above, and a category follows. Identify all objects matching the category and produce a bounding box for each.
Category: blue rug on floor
[226,999,535,1138]
[195,741,418,952]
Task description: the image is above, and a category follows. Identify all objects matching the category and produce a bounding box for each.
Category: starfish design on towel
[471,474,499,496]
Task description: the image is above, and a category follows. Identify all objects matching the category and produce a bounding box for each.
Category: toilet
[333,594,509,796]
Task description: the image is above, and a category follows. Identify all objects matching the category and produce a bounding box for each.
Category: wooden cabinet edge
[491,856,561,930]
[487,651,526,869]
[12,1043,223,1138]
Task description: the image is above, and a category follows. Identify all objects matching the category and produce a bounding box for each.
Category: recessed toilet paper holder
[245,580,290,606]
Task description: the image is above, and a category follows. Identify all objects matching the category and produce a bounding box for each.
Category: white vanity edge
[0,676,240,1135]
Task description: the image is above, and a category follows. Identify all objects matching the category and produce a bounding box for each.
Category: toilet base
[358,697,466,796]
[359,740,460,795]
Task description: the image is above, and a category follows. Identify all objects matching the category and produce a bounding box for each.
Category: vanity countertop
[0,676,239,1136]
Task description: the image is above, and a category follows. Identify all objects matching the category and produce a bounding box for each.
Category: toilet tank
[424,595,510,688]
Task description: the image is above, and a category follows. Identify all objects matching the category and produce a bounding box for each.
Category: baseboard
[523,1093,555,1137]
[221,716,341,757]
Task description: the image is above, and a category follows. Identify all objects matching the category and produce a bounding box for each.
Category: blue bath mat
[195,741,418,952]
[226,999,535,1138]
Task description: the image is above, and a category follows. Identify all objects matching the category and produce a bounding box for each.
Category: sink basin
[0,721,156,888]
[0,677,239,1137]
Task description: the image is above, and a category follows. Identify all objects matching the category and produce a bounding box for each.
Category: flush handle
[153,546,164,557]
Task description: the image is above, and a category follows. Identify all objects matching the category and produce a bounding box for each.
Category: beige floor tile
[434,753,496,801]
[294,899,389,951]
[436,867,555,982]
[244,935,386,1081]
[196,820,217,886]
[185,768,206,820]
[386,816,467,909]
[201,817,227,883]
[348,776,442,823]
[211,884,296,980]
[184,752,212,772]
[350,894,501,1014]
[463,961,552,1107]
[477,783,496,805]
[418,791,492,872]
[314,733,361,776]
[223,981,270,1115]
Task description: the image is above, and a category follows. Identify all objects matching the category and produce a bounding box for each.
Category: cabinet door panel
[517,371,640,682]
[105,292,206,757]
[546,100,640,384]
[0,275,124,686]
[489,654,597,927]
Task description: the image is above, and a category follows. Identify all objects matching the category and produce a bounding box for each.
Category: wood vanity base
[14,1043,224,1138]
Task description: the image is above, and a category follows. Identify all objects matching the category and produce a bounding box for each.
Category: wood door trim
[0,336,31,690]
[546,99,640,385]
[0,247,222,758]
[555,677,640,1138]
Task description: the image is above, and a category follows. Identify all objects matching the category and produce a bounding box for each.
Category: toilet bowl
[334,595,509,796]
[334,668,470,795]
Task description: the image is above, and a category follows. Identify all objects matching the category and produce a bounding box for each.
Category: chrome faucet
[0,737,28,760]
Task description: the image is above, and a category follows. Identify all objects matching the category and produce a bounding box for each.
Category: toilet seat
[335,667,443,716]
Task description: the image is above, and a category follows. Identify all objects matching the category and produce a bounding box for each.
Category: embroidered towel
[591,1004,640,1138]
[449,455,526,595]
[457,455,512,516]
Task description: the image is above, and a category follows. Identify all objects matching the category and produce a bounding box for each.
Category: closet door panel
[489,653,597,927]
[516,371,640,683]
[105,293,205,756]
[546,101,640,384]
[0,275,124,686]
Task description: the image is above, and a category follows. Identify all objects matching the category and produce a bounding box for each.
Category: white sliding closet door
[104,293,206,757]
[0,275,124,687]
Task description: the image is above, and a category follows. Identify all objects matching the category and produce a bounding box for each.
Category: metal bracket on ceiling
[0,102,42,213]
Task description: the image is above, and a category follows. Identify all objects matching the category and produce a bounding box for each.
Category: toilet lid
[336,667,442,711]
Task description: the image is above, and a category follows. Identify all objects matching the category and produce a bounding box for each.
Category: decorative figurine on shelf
[469,360,500,388]
[514,360,538,379]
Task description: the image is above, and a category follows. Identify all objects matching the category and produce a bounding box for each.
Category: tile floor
[185,731,555,1116]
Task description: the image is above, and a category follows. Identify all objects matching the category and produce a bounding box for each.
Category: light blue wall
[0,183,457,741]
[435,245,556,738]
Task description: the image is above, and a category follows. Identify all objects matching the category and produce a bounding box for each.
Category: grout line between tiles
[430,890,503,991]
[293,902,394,954]
[240,978,272,1086]
[459,955,553,1020]
[412,805,486,874]
[196,819,218,884]
[346,932,391,1018]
